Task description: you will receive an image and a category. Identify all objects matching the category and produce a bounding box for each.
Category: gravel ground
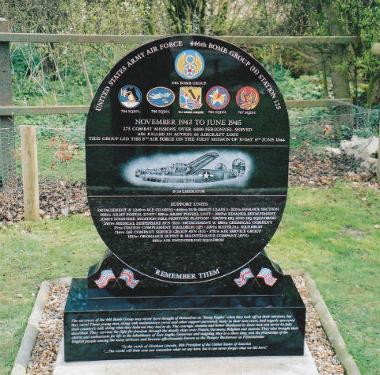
[25,275,345,375]
[293,275,344,375]
[26,283,69,375]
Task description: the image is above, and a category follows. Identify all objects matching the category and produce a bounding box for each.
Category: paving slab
[53,341,319,375]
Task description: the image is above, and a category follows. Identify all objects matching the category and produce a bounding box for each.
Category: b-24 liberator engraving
[135,152,246,183]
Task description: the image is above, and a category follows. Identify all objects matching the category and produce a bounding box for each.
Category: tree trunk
[329,45,351,99]
[367,74,380,106]
[321,1,351,100]
[321,0,352,140]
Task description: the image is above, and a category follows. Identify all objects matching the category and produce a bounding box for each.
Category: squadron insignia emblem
[118,84,142,109]
[147,87,175,107]
[179,86,202,110]
[175,49,205,80]
[236,86,260,110]
[206,86,230,110]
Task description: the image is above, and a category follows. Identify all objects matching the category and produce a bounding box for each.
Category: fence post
[0,18,15,190]
[371,43,380,183]
[20,126,40,221]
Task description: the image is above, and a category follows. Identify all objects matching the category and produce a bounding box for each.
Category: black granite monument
[64,35,305,362]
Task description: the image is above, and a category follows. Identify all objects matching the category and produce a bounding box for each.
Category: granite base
[64,276,305,361]
[55,342,318,375]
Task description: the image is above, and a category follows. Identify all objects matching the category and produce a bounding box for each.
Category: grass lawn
[0,183,379,375]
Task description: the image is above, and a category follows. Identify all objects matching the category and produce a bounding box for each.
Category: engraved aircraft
[135,152,246,183]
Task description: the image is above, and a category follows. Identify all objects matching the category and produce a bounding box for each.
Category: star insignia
[209,88,226,105]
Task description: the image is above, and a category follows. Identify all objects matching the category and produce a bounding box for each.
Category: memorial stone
[64,35,305,362]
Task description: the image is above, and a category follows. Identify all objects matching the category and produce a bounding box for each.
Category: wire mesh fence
[289,105,379,186]
[0,127,18,193]
[35,126,85,185]
[1,126,86,190]
[33,127,87,218]
[0,126,87,222]
[290,105,379,149]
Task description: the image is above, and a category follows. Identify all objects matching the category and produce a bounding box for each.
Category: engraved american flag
[94,269,116,288]
[257,267,277,286]
[119,268,139,289]
[234,267,254,287]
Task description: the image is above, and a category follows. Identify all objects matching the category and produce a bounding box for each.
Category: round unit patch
[236,86,260,110]
[118,85,142,108]
[206,86,230,110]
[175,49,205,80]
[147,87,175,107]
